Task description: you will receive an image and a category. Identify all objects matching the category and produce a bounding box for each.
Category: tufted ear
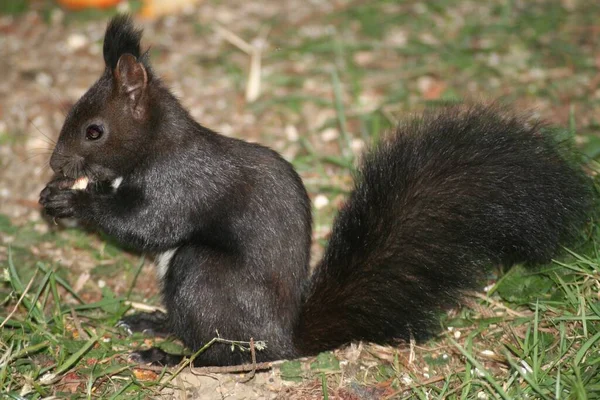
[103,15,142,69]
[115,54,148,120]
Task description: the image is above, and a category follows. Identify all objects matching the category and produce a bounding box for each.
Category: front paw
[39,188,87,219]
[47,176,77,190]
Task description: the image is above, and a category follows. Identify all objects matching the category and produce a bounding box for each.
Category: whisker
[22,154,52,162]
[27,117,57,146]
[34,81,69,118]
[25,148,54,154]
[18,154,49,164]
[31,81,69,118]
[83,164,94,181]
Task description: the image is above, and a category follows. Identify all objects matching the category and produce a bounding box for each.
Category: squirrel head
[50,15,154,181]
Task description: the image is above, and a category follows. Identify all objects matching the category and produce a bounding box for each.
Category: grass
[2,0,600,398]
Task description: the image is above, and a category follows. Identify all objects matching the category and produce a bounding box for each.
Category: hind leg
[118,312,188,366]
[128,347,184,366]
[117,311,171,337]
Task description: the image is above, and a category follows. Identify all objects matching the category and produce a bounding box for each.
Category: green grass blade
[449,338,511,400]
[36,263,84,304]
[40,335,98,385]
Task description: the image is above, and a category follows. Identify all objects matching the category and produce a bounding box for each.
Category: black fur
[103,15,144,69]
[40,16,594,366]
[294,106,593,354]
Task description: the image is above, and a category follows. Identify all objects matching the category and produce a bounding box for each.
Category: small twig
[138,360,277,375]
[124,301,167,313]
[69,307,90,340]
[246,46,262,102]
[192,361,274,374]
[135,336,271,390]
[238,338,257,383]
[213,23,267,102]
[213,24,253,54]
[0,269,39,330]
[471,292,530,318]
[98,353,125,365]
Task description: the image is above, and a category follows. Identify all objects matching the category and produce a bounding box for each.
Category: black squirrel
[39,15,594,367]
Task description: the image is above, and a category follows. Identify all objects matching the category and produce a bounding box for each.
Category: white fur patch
[155,248,178,280]
[111,177,123,190]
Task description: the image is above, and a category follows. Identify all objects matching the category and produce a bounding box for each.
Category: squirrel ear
[115,54,148,120]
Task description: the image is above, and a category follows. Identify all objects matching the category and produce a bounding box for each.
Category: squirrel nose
[49,155,63,174]
[49,152,69,176]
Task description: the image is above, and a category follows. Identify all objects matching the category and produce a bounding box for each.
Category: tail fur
[294,105,593,355]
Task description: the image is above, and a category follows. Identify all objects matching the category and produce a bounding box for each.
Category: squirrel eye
[85,124,104,140]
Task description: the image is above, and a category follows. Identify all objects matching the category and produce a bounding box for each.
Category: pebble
[351,138,364,153]
[35,72,53,87]
[386,28,407,47]
[320,127,338,142]
[417,76,435,94]
[285,124,299,141]
[314,194,329,210]
[67,33,88,51]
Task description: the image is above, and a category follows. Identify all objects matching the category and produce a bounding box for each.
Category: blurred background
[2,0,600,313]
[1,0,600,224]
[1,1,600,398]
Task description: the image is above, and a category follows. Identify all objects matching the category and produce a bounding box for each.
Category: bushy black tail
[294,105,594,355]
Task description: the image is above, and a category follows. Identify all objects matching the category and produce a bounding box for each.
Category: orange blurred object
[57,0,122,10]
[140,0,202,18]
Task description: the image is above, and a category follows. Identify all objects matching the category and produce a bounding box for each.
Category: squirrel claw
[115,320,133,336]
[127,351,145,364]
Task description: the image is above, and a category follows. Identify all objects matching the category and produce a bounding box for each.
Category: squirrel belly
[40,15,594,367]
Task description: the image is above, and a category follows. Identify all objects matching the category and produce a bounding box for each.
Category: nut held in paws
[71,177,89,190]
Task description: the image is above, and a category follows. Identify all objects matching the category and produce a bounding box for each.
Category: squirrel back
[41,16,594,366]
